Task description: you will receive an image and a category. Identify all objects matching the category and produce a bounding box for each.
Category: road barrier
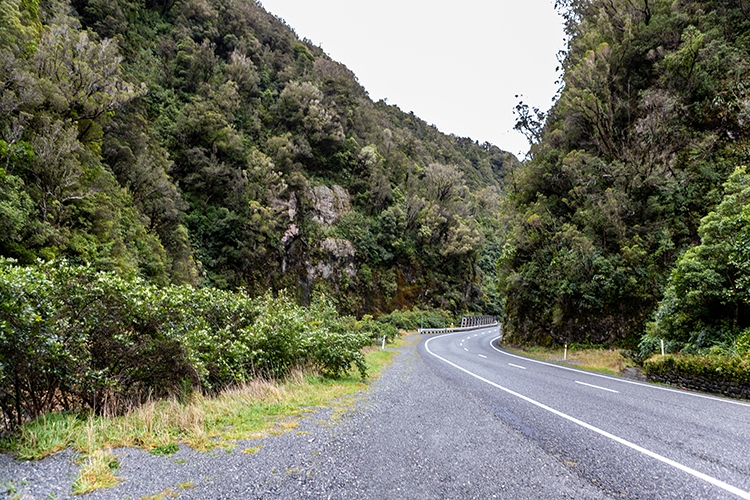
[459,315,497,328]
[418,322,501,335]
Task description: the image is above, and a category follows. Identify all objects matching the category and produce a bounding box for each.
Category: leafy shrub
[0,259,371,430]
[644,353,750,391]
[0,259,199,427]
[353,315,399,343]
[646,166,750,352]
[378,308,454,331]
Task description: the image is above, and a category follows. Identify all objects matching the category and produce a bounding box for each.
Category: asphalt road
[4,328,749,499]
[422,325,750,499]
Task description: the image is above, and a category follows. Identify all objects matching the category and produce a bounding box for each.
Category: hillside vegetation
[0,0,513,316]
[501,0,750,357]
[6,0,750,436]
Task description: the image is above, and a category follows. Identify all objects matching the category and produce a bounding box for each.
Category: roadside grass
[504,345,635,375]
[139,481,195,500]
[3,337,404,494]
[70,449,121,494]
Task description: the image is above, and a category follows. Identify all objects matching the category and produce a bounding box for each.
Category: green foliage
[647,166,750,351]
[378,308,454,331]
[644,353,750,387]
[352,314,400,343]
[0,260,373,431]
[1,0,509,322]
[149,442,179,456]
[501,0,750,347]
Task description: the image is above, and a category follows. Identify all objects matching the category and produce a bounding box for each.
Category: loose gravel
[1,335,613,499]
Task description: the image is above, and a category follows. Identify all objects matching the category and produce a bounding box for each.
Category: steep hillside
[500,0,750,347]
[0,0,515,315]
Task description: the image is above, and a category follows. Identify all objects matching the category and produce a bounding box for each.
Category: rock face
[308,238,357,281]
[320,237,356,259]
[273,184,362,301]
[310,184,350,226]
[306,185,357,284]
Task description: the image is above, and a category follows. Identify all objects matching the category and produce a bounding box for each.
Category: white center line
[464,348,469,352]
[478,354,487,359]
[508,363,526,370]
[576,381,619,393]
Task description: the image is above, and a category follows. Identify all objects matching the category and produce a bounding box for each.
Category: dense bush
[646,167,750,352]
[500,0,750,347]
[377,308,455,331]
[0,0,511,316]
[0,260,371,430]
[351,315,399,344]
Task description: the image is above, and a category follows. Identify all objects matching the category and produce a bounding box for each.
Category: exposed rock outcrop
[310,184,350,226]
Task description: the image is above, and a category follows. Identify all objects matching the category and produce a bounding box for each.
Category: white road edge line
[425,331,750,500]
[508,363,526,370]
[489,338,750,408]
[576,381,619,393]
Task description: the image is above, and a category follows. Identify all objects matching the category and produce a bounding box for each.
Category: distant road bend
[422,325,750,499]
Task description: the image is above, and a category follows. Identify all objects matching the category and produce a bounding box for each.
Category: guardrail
[460,315,497,327]
[418,322,501,335]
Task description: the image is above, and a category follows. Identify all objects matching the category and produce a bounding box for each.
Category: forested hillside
[0,0,514,316]
[501,0,750,349]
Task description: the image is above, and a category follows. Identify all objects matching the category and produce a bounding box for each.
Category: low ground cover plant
[643,353,750,387]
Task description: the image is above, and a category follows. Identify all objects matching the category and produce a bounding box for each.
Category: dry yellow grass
[506,346,634,375]
[11,339,405,459]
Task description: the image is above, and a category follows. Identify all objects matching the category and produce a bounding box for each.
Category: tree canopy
[500,0,750,347]
[0,0,515,316]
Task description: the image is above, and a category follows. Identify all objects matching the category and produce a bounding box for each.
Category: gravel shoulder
[1,335,613,499]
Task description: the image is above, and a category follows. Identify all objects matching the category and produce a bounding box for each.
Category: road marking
[508,363,526,370]
[425,331,750,500]
[576,381,619,393]
[488,339,750,408]
[478,354,487,359]
[464,348,469,352]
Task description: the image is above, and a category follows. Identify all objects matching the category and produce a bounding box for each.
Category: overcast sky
[258,1,567,158]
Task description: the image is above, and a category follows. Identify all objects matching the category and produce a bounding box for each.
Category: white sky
[258,1,567,158]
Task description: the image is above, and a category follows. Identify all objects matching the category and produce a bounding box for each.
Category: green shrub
[644,353,750,385]
[0,259,371,430]
[378,308,454,330]
[353,315,399,343]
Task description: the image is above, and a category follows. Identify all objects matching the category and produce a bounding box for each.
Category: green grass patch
[149,442,179,457]
[71,450,120,495]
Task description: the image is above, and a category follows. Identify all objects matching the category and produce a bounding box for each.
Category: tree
[499,0,750,346]
[648,166,750,349]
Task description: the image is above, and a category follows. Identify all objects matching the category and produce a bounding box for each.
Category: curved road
[422,325,750,499]
[4,327,749,499]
